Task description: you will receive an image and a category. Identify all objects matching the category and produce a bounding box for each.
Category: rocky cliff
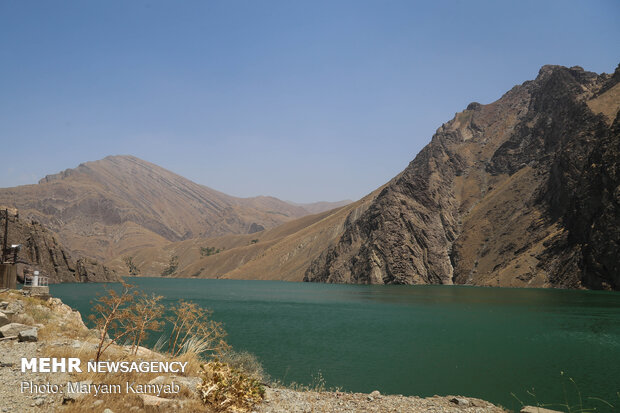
[0,207,119,283]
[304,65,620,290]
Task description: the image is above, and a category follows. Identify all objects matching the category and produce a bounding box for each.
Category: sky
[0,1,618,203]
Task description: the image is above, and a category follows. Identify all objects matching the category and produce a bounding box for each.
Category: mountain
[122,64,619,290]
[4,65,617,290]
[0,155,311,261]
[304,65,620,290]
[104,191,378,279]
[0,207,119,283]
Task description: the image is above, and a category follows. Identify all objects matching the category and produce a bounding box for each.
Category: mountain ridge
[0,155,322,261]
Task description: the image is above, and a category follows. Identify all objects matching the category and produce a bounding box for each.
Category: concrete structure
[23,271,50,297]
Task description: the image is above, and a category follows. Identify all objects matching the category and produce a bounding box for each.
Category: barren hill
[119,65,619,290]
[105,190,379,279]
[0,155,313,261]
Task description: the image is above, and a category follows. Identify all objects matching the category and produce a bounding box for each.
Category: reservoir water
[50,278,620,412]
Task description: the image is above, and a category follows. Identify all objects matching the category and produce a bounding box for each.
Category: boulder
[48,298,88,330]
[0,311,9,327]
[18,328,38,342]
[0,323,30,338]
[6,300,24,315]
[450,397,470,406]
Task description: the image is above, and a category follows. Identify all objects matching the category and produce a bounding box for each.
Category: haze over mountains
[1,64,618,290]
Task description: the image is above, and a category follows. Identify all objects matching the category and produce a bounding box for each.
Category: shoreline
[1,288,513,412]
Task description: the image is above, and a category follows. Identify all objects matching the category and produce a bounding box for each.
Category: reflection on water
[51,279,620,412]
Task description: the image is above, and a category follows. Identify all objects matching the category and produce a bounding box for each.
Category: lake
[50,278,620,412]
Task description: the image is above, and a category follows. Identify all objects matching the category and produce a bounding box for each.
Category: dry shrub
[127,293,164,354]
[198,360,264,412]
[89,280,139,362]
[218,350,268,383]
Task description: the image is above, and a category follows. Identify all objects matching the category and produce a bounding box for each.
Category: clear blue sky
[1,1,618,203]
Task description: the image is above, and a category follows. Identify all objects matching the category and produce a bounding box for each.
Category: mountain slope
[106,190,378,280]
[0,155,310,261]
[286,200,353,214]
[304,65,620,289]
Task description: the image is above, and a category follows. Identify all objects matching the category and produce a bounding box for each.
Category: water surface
[50,278,620,412]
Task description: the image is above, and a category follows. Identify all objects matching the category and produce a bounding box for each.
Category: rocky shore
[0,289,518,412]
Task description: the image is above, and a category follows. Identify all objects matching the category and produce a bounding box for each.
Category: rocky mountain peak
[304,64,619,289]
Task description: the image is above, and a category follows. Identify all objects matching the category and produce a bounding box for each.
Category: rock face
[305,65,620,290]
[0,209,119,283]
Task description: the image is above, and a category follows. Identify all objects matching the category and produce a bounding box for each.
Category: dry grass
[43,338,211,412]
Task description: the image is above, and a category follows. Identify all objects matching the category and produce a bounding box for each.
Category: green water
[50,278,620,412]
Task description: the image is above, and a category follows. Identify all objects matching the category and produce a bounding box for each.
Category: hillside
[121,65,620,290]
[106,190,379,280]
[286,200,354,214]
[0,155,329,261]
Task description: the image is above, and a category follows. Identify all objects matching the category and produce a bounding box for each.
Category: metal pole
[2,209,8,263]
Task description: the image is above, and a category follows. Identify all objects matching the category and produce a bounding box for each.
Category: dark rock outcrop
[305,65,619,290]
[248,223,265,234]
[0,208,119,283]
